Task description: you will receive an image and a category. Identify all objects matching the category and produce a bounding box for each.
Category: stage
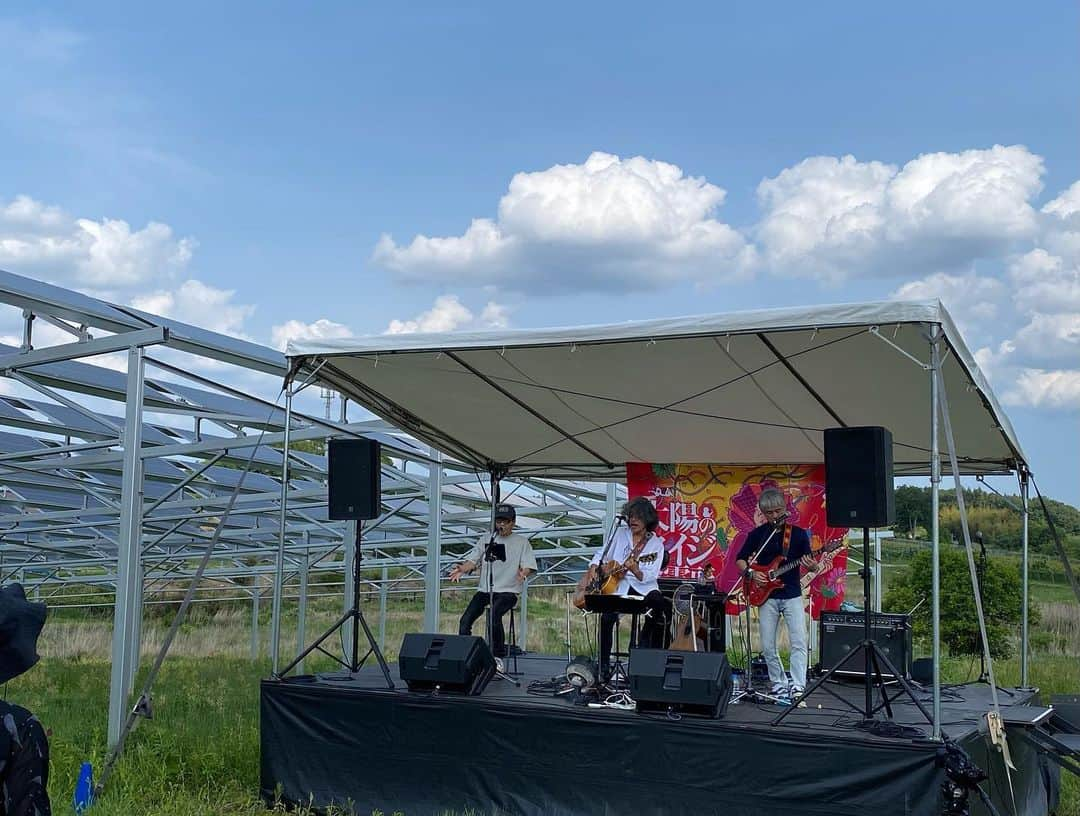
[260,653,1060,815]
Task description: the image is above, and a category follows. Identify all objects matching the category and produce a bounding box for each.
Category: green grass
[1031,579,1080,604]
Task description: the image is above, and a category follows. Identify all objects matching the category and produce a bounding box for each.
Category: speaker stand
[277,522,394,688]
[772,527,931,727]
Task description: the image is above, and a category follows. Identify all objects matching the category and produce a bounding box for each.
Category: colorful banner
[626,463,849,619]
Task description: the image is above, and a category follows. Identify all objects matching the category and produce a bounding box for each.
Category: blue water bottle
[73,761,94,813]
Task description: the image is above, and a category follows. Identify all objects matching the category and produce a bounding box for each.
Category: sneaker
[770,684,789,697]
[790,686,805,698]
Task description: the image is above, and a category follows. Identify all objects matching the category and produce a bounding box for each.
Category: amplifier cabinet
[818,611,912,679]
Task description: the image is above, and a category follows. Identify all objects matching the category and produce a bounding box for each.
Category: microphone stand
[582,514,625,683]
[730,518,787,704]
[484,470,518,687]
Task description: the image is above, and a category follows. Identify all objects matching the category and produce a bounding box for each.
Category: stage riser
[261,679,1001,816]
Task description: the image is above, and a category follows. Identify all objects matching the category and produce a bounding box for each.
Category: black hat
[494,503,516,520]
[0,584,46,684]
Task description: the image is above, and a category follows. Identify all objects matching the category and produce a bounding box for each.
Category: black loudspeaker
[327,438,381,521]
[398,633,495,695]
[824,426,895,527]
[819,612,912,679]
[629,649,732,718]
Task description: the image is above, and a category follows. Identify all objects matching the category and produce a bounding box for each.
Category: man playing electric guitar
[735,487,819,700]
[584,496,668,682]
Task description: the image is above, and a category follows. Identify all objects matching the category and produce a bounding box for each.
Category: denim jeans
[458,591,517,657]
[758,595,808,689]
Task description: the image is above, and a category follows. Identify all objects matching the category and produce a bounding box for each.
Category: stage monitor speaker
[824,426,895,528]
[398,633,495,695]
[818,612,912,680]
[327,438,381,521]
[629,649,732,718]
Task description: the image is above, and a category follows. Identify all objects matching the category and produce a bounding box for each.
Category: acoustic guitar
[573,550,660,609]
[745,539,844,607]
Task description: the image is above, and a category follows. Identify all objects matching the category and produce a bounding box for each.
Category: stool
[506,603,522,675]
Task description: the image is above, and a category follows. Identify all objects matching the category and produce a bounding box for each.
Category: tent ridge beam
[756,333,846,428]
[445,351,614,469]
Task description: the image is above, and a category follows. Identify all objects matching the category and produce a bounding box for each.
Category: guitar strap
[781,523,793,557]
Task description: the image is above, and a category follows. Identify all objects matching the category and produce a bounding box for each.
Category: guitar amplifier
[818,612,912,680]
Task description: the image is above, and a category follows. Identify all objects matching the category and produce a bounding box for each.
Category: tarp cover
[286,300,1024,478]
[259,674,1055,816]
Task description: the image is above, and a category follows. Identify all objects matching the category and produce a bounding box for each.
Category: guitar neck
[773,541,842,577]
[773,559,801,578]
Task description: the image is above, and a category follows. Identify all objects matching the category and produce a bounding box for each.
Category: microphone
[773,512,789,528]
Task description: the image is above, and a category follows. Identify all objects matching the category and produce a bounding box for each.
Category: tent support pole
[929,326,942,741]
[1020,468,1030,688]
[108,345,146,748]
[270,388,292,675]
[424,448,443,632]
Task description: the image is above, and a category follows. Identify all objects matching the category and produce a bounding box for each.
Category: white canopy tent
[285,299,1034,741]
[286,300,1025,478]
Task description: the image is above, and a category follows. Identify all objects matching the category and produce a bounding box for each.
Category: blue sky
[1,2,1077,503]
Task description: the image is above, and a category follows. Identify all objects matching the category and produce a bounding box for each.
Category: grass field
[9,574,1080,815]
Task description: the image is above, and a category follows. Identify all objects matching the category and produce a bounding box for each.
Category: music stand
[583,594,646,686]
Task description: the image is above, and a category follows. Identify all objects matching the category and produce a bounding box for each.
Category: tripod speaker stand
[277,438,393,687]
[772,526,931,726]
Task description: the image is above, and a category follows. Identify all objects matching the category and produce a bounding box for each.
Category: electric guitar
[745,539,844,607]
[573,550,660,609]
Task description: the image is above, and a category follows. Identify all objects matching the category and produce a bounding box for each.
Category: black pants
[459,591,517,657]
[598,589,669,677]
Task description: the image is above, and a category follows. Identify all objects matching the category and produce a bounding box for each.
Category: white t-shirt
[465,532,537,594]
[589,528,664,596]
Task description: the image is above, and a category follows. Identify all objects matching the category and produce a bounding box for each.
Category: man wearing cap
[449,503,537,659]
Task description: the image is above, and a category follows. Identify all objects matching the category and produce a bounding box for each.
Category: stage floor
[261,653,1059,815]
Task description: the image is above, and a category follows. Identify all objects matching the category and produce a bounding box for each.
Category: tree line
[893,485,1080,554]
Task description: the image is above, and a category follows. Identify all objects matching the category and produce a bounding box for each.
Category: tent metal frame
[0,269,614,747]
[286,303,1038,743]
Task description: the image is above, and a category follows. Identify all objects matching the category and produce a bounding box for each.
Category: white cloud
[373,151,754,292]
[1002,369,1080,410]
[1007,249,1080,314]
[130,279,254,338]
[1006,312,1080,366]
[271,318,352,352]
[479,301,510,329]
[386,295,511,334]
[757,145,1044,281]
[891,271,1006,325]
[0,194,195,288]
[1042,180,1080,221]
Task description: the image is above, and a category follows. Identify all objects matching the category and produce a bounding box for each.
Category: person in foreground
[734,487,817,700]
[449,503,536,660]
[584,496,668,682]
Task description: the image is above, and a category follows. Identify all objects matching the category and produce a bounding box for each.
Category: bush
[883,546,1036,659]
